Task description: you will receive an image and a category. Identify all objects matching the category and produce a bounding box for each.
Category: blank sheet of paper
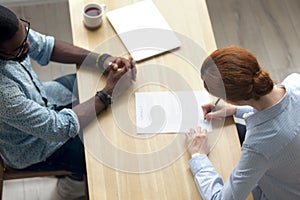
[135,91,212,134]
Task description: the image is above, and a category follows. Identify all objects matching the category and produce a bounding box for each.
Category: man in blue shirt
[0,5,136,199]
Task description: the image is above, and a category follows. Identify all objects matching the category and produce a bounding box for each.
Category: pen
[211,97,221,112]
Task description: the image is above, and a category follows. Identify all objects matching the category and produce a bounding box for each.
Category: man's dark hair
[0,5,19,45]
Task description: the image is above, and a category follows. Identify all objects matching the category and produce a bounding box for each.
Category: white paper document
[135,91,212,134]
[106,0,181,61]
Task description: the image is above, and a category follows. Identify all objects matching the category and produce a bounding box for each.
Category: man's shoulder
[0,62,20,87]
[0,73,18,89]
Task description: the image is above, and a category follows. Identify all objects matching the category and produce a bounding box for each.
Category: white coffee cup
[83,3,106,29]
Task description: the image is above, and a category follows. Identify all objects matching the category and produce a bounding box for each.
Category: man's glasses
[0,18,30,59]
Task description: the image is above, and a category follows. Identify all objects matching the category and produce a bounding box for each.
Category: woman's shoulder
[281,73,300,90]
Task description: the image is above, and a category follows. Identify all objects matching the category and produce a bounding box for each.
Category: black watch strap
[95,91,112,109]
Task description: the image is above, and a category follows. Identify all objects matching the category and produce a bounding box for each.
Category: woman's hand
[186,127,210,156]
[202,103,237,120]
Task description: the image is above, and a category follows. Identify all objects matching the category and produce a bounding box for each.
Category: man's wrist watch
[95,90,112,109]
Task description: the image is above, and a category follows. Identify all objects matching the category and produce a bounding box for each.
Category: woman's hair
[201,46,274,101]
[0,5,19,45]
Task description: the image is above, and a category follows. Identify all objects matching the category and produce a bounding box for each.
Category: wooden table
[68,0,244,199]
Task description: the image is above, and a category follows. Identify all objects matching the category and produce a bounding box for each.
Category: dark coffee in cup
[83,3,106,29]
[85,7,101,17]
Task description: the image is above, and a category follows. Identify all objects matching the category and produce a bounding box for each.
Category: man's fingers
[111,63,118,71]
[110,57,136,76]
[119,58,131,70]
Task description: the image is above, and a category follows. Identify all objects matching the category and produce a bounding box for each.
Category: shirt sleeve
[235,106,257,119]
[189,154,224,199]
[28,29,55,66]
[0,82,80,142]
[189,149,268,200]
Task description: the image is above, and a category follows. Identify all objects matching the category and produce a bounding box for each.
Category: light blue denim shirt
[189,73,300,200]
[0,29,80,168]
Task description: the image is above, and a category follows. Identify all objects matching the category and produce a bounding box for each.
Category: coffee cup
[83,2,106,29]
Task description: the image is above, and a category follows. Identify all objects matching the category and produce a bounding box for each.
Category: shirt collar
[245,85,289,128]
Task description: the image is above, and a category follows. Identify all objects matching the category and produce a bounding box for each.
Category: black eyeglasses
[0,18,30,58]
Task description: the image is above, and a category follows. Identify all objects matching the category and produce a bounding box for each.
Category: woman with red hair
[186,46,300,199]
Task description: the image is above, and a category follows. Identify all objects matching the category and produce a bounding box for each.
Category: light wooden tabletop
[68,0,244,199]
